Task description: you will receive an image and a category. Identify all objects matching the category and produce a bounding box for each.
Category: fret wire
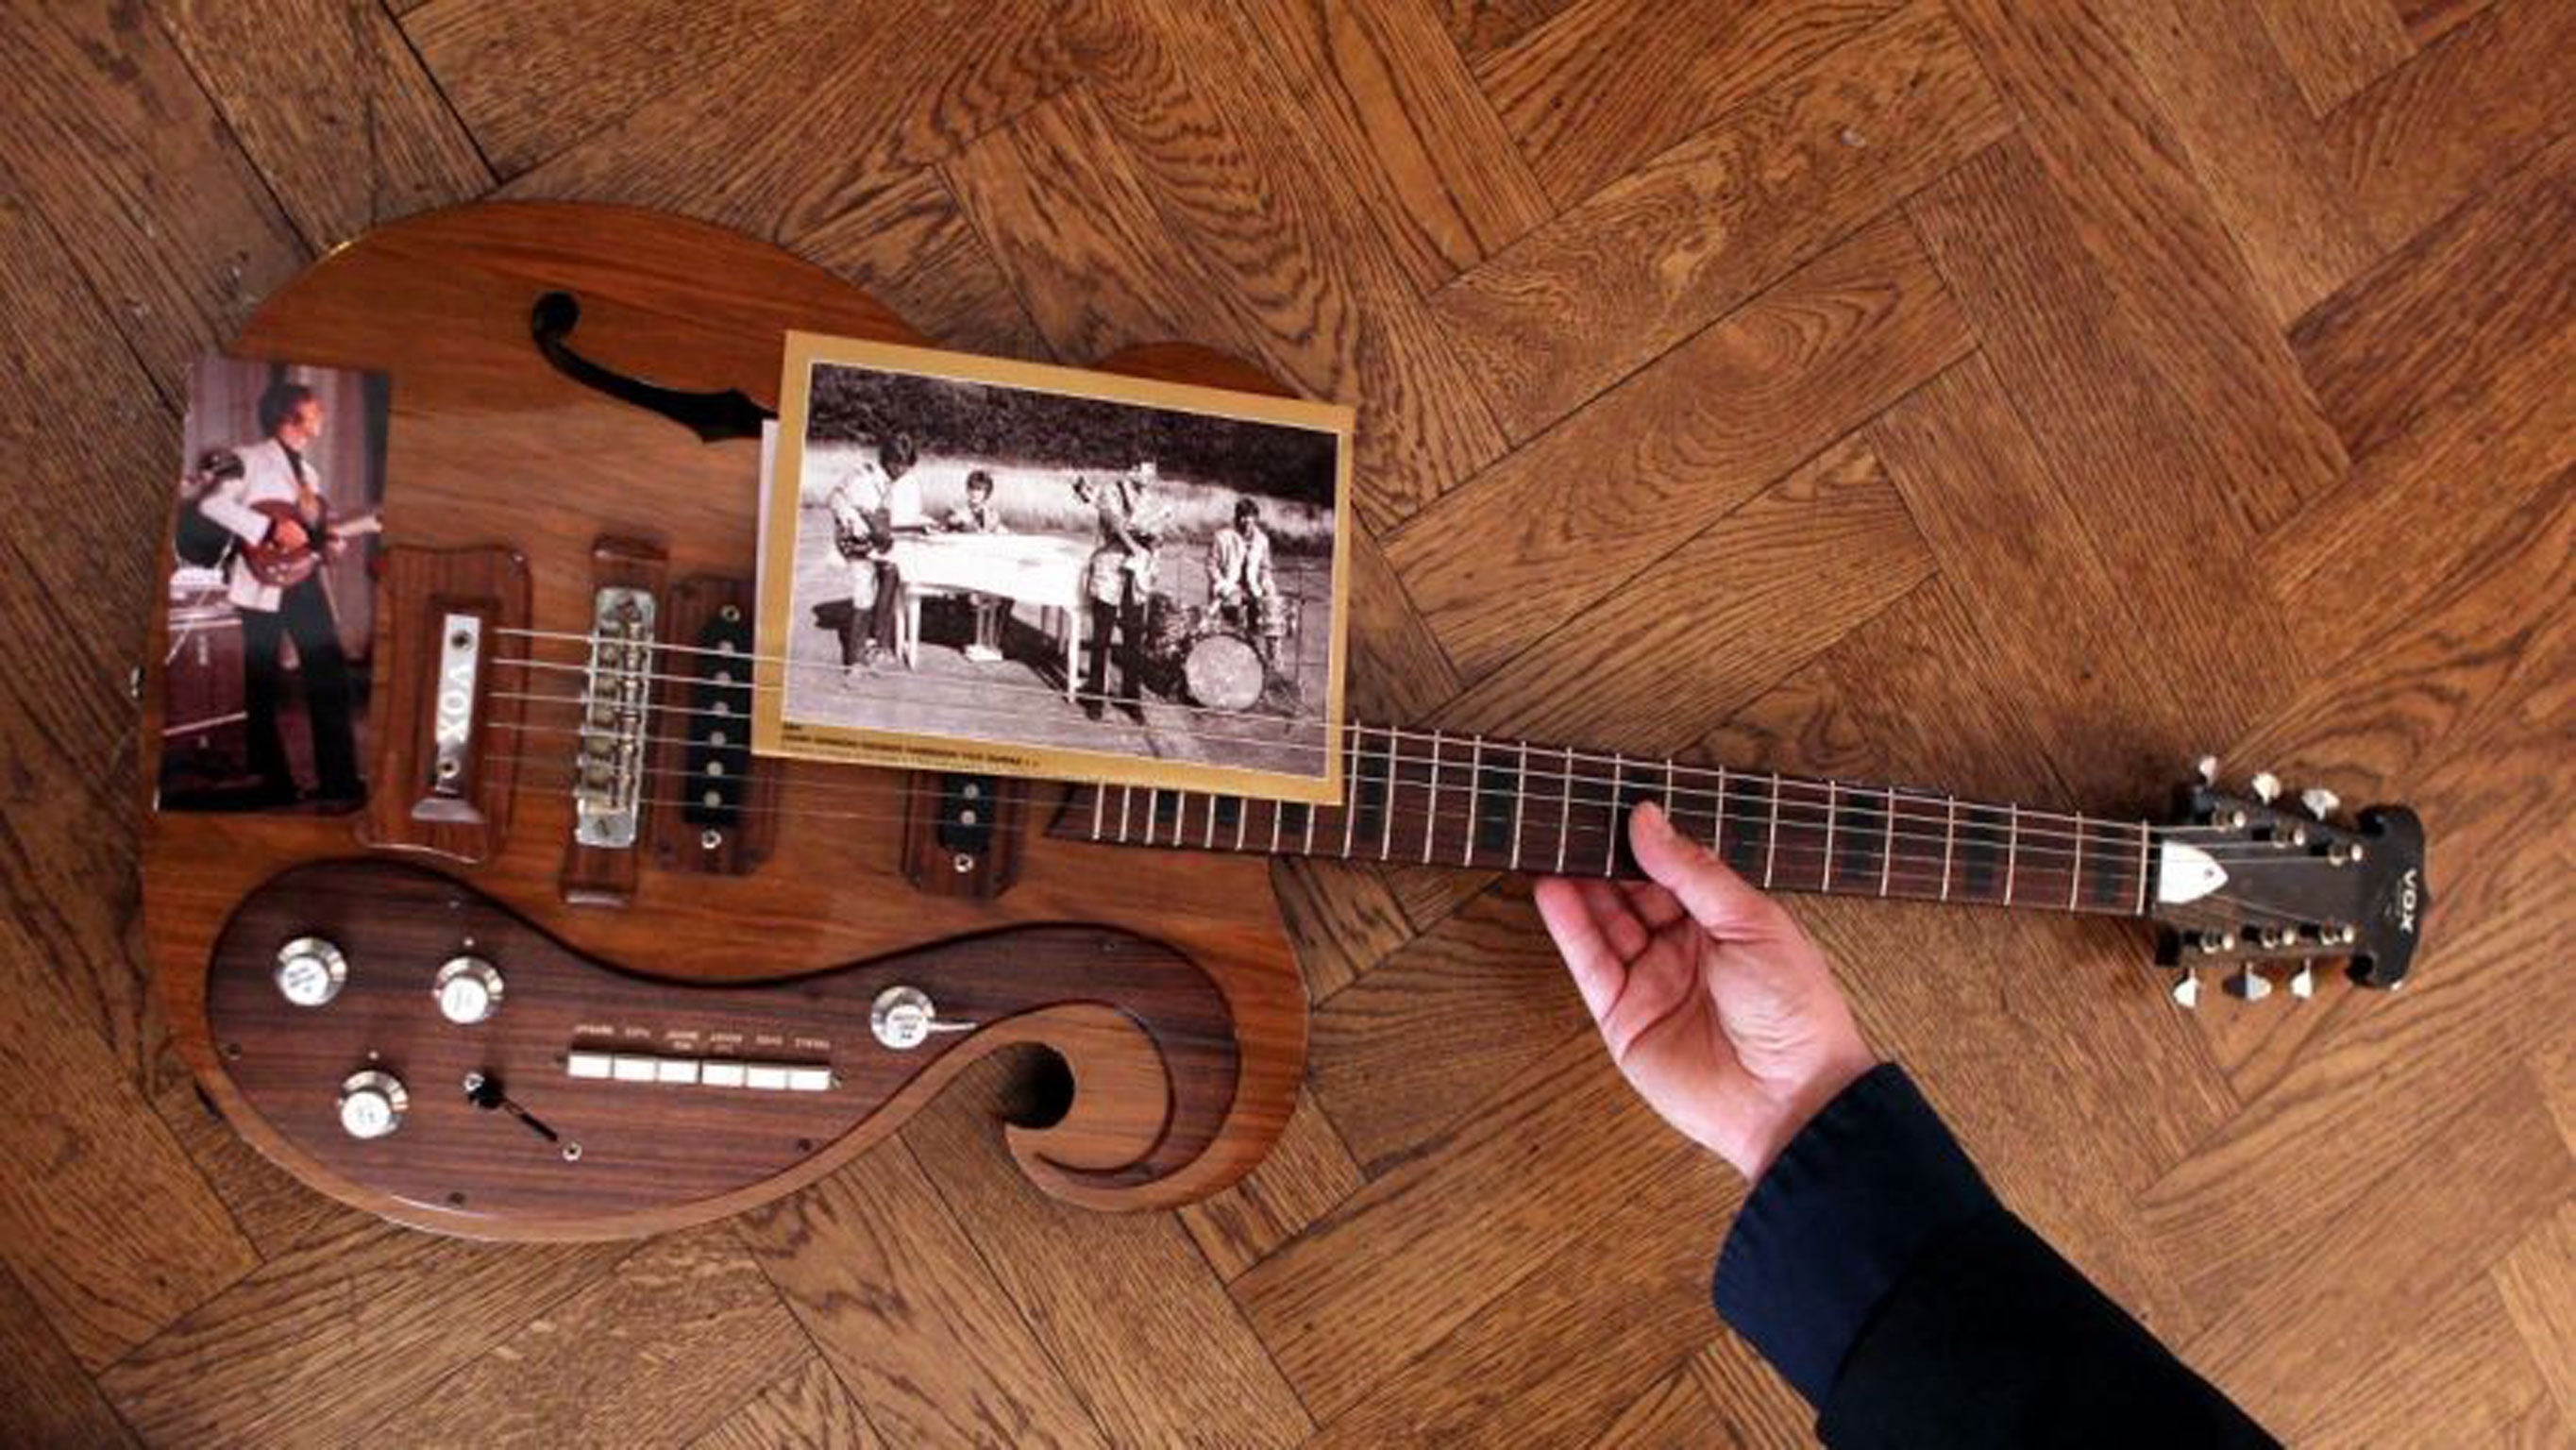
[1120,785,1134,844]
[1554,746,1575,874]
[1878,788,1895,897]
[2003,803,2020,905]
[1511,742,1529,870]
[1303,787,1317,853]
[1662,758,1675,820]
[1713,767,1727,856]
[1204,792,1218,851]
[1422,731,1441,866]
[1145,789,1160,848]
[2067,810,2083,910]
[1269,796,1282,853]
[1822,779,1838,892]
[1380,726,1397,863]
[1605,753,1625,878]
[2132,820,2150,916]
[1235,794,1249,852]
[1463,735,1484,868]
[1341,728,1360,859]
[1091,784,1106,841]
[1763,772,1782,888]
[1941,796,1955,902]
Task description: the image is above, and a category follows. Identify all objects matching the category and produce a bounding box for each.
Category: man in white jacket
[193,379,362,806]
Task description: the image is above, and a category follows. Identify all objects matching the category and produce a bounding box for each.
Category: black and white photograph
[755,334,1352,801]
[159,354,392,815]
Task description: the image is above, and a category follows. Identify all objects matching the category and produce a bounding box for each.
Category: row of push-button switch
[564,1052,832,1092]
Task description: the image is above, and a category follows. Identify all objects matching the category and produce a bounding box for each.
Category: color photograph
[159,355,391,814]
[756,334,1352,801]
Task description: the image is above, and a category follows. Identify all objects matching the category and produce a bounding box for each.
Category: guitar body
[239,497,326,587]
[139,203,1308,1240]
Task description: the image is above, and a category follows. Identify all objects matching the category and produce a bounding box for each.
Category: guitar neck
[1058,723,2156,918]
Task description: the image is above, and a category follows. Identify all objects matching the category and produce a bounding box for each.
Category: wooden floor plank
[1305,886,1587,1172]
[149,0,495,249]
[897,1060,1312,1447]
[2493,1203,2576,1433]
[1430,434,1935,757]
[1944,0,2349,530]
[0,1269,139,1449]
[2249,0,2416,117]
[2175,1085,2572,1443]
[1906,138,2302,744]
[1177,1088,1367,1282]
[1590,1360,1726,1450]
[360,1227,809,1447]
[1689,1333,1818,1448]
[96,1222,628,1447]
[0,1,310,387]
[1473,0,1908,207]
[1066,0,1511,531]
[940,85,1249,364]
[738,1135,1107,1449]
[790,167,1051,361]
[1240,0,1555,292]
[1271,857,1418,1003]
[690,1357,887,1450]
[1389,213,1970,680]
[1865,355,2202,807]
[1234,1030,1732,1422]
[1437,0,2006,444]
[497,0,1074,245]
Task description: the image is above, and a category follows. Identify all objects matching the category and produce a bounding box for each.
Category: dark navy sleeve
[1711,1063,1993,1404]
[1711,1062,2277,1447]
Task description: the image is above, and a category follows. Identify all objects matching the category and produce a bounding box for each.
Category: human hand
[1534,801,1876,1179]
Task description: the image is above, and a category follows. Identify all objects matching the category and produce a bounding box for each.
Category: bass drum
[1184,634,1265,714]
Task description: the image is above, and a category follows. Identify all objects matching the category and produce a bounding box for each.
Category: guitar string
[473,754,2315,934]
[478,709,2336,885]
[486,685,2315,866]
[482,640,2269,854]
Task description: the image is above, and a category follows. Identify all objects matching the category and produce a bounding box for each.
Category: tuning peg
[2195,754,2221,786]
[2224,965,2273,1003]
[2298,786,2340,820]
[2171,968,2200,1010]
[2249,771,2281,803]
[2289,962,2315,1000]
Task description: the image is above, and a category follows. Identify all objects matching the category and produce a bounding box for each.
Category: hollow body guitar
[142,204,2432,1241]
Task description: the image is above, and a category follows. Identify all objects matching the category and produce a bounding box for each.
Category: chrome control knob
[274,937,348,1007]
[336,1070,409,1139]
[870,985,976,1051]
[433,956,503,1025]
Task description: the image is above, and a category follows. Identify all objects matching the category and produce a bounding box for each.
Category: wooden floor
[3,0,2570,1444]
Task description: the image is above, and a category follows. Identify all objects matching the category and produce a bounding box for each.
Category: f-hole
[529,291,774,444]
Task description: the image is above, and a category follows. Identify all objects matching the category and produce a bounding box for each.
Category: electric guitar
[240,498,383,587]
[139,203,2432,1241]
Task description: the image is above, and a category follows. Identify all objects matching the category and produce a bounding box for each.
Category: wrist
[1747,1047,1877,1179]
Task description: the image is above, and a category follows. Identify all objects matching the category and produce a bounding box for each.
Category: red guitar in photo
[240,497,383,588]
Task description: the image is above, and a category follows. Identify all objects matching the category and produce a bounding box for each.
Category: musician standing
[1079,461,1163,721]
[1205,497,1277,668]
[194,380,362,807]
[825,434,924,678]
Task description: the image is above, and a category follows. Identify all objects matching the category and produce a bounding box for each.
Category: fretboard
[1055,723,2154,916]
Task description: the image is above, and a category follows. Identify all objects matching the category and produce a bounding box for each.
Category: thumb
[1627,801,1785,941]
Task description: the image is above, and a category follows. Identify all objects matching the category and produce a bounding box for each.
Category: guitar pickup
[651,576,777,876]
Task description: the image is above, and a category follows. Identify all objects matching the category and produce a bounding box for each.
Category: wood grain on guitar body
[138,203,2433,1242]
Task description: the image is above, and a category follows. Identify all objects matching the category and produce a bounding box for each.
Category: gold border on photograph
[754,330,1352,805]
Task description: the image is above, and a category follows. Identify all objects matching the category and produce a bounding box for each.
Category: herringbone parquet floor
[2,0,2569,1445]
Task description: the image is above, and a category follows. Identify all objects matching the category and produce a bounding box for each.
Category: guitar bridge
[572,585,655,848]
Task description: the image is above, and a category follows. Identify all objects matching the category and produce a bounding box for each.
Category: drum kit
[1153,589,1302,715]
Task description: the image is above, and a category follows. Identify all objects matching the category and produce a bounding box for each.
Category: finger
[1628,800,1785,941]
[1573,876,1654,961]
[1618,879,1688,933]
[1533,878,1628,1024]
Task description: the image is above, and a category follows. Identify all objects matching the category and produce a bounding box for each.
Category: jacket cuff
[1711,1063,1995,1405]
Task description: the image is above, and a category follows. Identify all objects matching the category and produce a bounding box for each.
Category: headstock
[2147,758,2431,1008]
